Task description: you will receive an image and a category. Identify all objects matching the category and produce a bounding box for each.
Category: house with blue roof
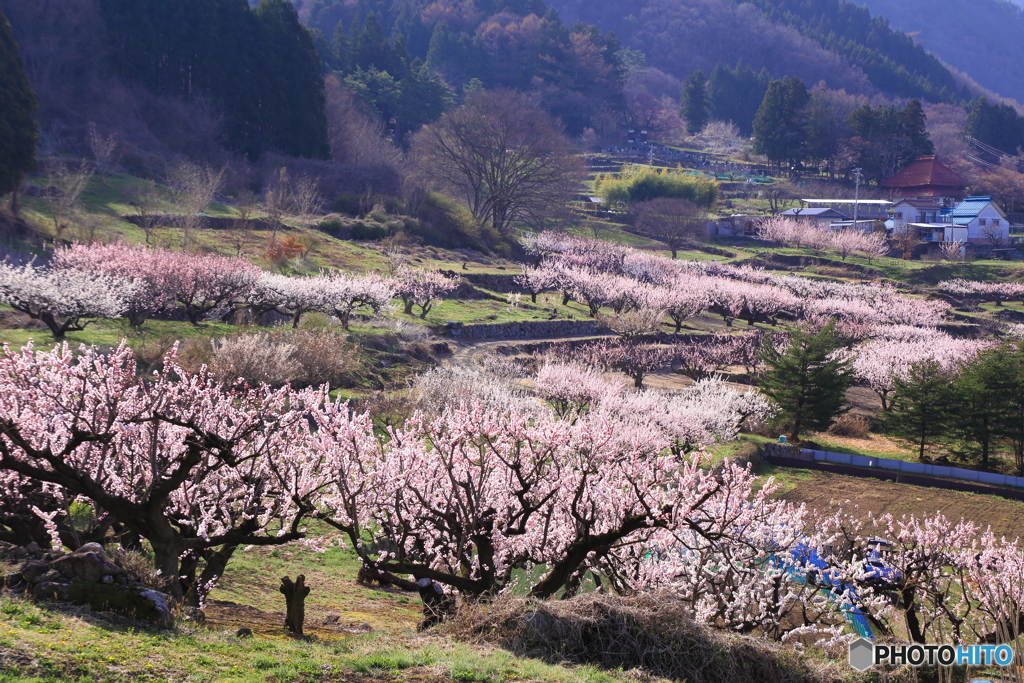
[951,196,1009,244]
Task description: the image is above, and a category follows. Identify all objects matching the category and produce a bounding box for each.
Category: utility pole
[853,167,863,228]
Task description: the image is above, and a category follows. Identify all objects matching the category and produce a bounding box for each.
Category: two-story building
[951,196,1010,244]
[891,199,943,228]
[889,196,1009,245]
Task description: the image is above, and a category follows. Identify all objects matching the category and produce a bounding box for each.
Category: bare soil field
[777,468,1024,539]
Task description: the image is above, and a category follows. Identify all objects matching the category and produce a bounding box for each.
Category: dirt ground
[779,469,1024,539]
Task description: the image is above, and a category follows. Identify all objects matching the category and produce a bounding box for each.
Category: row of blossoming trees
[2,341,1024,649]
[516,232,994,402]
[0,243,460,338]
[2,235,1023,649]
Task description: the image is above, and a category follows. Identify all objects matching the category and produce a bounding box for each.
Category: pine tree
[680,70,709,135]
[0,7,37,205]
[884,360,953,461]
[254,0,330,159]
[752,77,809,168]
[949,349,1013,469]
[332,20,351,72]
[758,321,852,441]
[899,98,934,158]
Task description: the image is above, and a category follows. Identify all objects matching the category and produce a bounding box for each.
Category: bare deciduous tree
[762,185,797,215]
[893,226,922,260]
[410,90,584,235]
[982,224,1006,249]
[42,163,92,243]
[126,179,162,245]
[634,198,706,258]
[323,75,402,167]
[227,191,258,257]
[289,173,323,224]
[170,162,224,247]
[87,123,119,185]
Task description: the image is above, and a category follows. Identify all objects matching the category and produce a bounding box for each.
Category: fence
[762,446,1024,501]
[797,448,1024,489]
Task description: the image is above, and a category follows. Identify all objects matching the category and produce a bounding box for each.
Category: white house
[950,196,1009,244]
[891,199,943,229]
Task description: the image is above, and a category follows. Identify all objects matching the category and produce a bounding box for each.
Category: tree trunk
[154,543,185,603]
[280,575,310,635]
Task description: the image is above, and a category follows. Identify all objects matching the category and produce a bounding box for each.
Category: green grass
[0,590,654,683]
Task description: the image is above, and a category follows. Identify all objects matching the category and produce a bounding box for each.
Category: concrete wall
[803,449,1024,489]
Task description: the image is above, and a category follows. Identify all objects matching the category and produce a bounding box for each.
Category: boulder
[51,544,124,583]
[67,583,171,625]
[19,560,51,582]
[33,581,69,601]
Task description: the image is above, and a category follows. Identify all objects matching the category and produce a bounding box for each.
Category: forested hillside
[856,0,1024,105]
[545,0,963,103]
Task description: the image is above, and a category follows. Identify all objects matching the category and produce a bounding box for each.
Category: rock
[25,542,40,557]
[19,561,51,582]
[236,628,253,638]
[33,581,68,601]
[51,544,125,583]
[66,583,170,624]
[33,570,64,585]
[139,590,172,626]
[101,575,114,584]
[3,572,26,589]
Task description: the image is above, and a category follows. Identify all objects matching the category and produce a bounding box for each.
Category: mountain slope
[548,0,966,103]
[855,0,1024,104]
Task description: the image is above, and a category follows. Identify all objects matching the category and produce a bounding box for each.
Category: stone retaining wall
[445,319,606,339]
[440,271,524,292]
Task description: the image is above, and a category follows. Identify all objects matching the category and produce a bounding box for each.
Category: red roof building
[879,156,967,199]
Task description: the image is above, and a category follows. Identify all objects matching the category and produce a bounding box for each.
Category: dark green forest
[858,0,1024,105]
[98,0,329,159]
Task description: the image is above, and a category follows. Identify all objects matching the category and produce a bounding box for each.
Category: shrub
[316,214,350,239]
[408,191,484,248]
[332,194,362,216]
[289,329,354,388]
[596,166,718,208]
[351,221,389,240]
[177,330,354,389]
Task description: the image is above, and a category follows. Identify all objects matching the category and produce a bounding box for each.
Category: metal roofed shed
[781,207,846,218]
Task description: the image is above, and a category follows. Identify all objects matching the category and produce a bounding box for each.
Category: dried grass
[109,548,166,591]
[827,414,872,439]
[441,592,853,683]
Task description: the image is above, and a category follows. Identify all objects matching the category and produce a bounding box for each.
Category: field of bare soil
[776,468,1024,539]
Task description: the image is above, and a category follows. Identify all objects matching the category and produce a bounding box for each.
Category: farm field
[771,467,1024,539]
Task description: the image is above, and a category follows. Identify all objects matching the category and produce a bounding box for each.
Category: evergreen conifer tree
[899,98,934,158]
[0,6,37,206]
[884,360,953,461]
[758,321,852,441]
[752,77,809,168]
[680,70,709,135]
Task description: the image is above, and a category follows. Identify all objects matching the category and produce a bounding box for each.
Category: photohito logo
[848,639,1015,671]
